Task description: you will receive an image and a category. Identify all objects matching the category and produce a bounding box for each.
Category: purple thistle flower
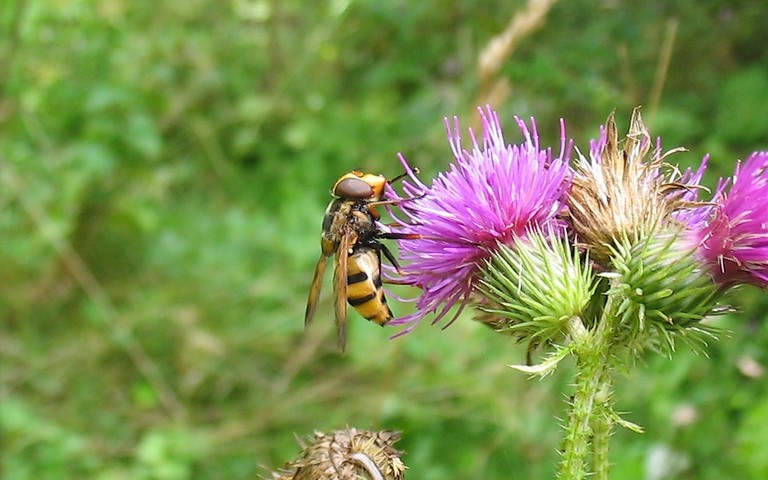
[387,106,572,333]
[692,151,768,287]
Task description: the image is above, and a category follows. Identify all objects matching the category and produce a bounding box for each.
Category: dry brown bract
[568,108,694,265]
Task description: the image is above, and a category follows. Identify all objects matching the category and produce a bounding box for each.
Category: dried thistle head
[269,428,406,480]
[568,108,697,265]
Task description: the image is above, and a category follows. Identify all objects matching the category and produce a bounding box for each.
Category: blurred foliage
[2,0,768,478]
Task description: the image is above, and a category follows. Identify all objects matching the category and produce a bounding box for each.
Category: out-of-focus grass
[2,1,768,479]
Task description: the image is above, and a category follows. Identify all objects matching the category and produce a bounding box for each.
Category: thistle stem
[557,293,618,480]
[591,368,614,480]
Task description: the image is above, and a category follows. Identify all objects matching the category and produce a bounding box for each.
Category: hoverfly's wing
[333,231,356,353]
[304,254,328,329]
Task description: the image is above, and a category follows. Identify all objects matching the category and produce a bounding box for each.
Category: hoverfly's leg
[366,192,425,220]
[367,194,425,209]
[380,221,406,228]
[378,242,402,272]
[378,232,421,241]
[382,232,480,246]
[379,221,430,230]
[382,278,415,286]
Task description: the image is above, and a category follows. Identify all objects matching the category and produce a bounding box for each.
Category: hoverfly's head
[333,171,387,200]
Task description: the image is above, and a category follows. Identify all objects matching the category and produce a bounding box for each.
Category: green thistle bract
[476,230,596,345]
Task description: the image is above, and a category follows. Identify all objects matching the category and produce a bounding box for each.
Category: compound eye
[334,177,374,198]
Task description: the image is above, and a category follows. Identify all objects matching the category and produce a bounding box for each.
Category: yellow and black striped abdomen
[346,247,392,326]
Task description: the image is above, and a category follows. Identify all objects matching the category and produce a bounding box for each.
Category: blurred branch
[191,116,235,179]
[266,0,284,91]
[617,43,637,105]
[0,0,28,125]
[648,19,678,123]
[0,159,188,421]
[476,0,560,109]
[270,317,328,396]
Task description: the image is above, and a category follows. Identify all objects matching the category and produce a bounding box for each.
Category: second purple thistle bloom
[388,106,572,332]
[693,151,768,287]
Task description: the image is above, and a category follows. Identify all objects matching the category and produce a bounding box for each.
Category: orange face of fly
[332,171,388,201]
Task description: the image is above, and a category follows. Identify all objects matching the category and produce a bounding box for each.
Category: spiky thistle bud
[269,428,406,480]
[605,229,725,355]
[568,108,700,266]
[476,229,596,345]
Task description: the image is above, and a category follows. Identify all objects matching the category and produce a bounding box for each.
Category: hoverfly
[304,170,417,352]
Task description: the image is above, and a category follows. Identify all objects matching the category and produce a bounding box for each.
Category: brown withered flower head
[269,428,406,480]
[568,108,703,265]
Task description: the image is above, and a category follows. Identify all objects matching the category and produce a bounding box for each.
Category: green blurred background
[2,0,768,478]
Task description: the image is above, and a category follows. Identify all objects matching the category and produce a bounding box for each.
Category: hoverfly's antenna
[389,167,420,185]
